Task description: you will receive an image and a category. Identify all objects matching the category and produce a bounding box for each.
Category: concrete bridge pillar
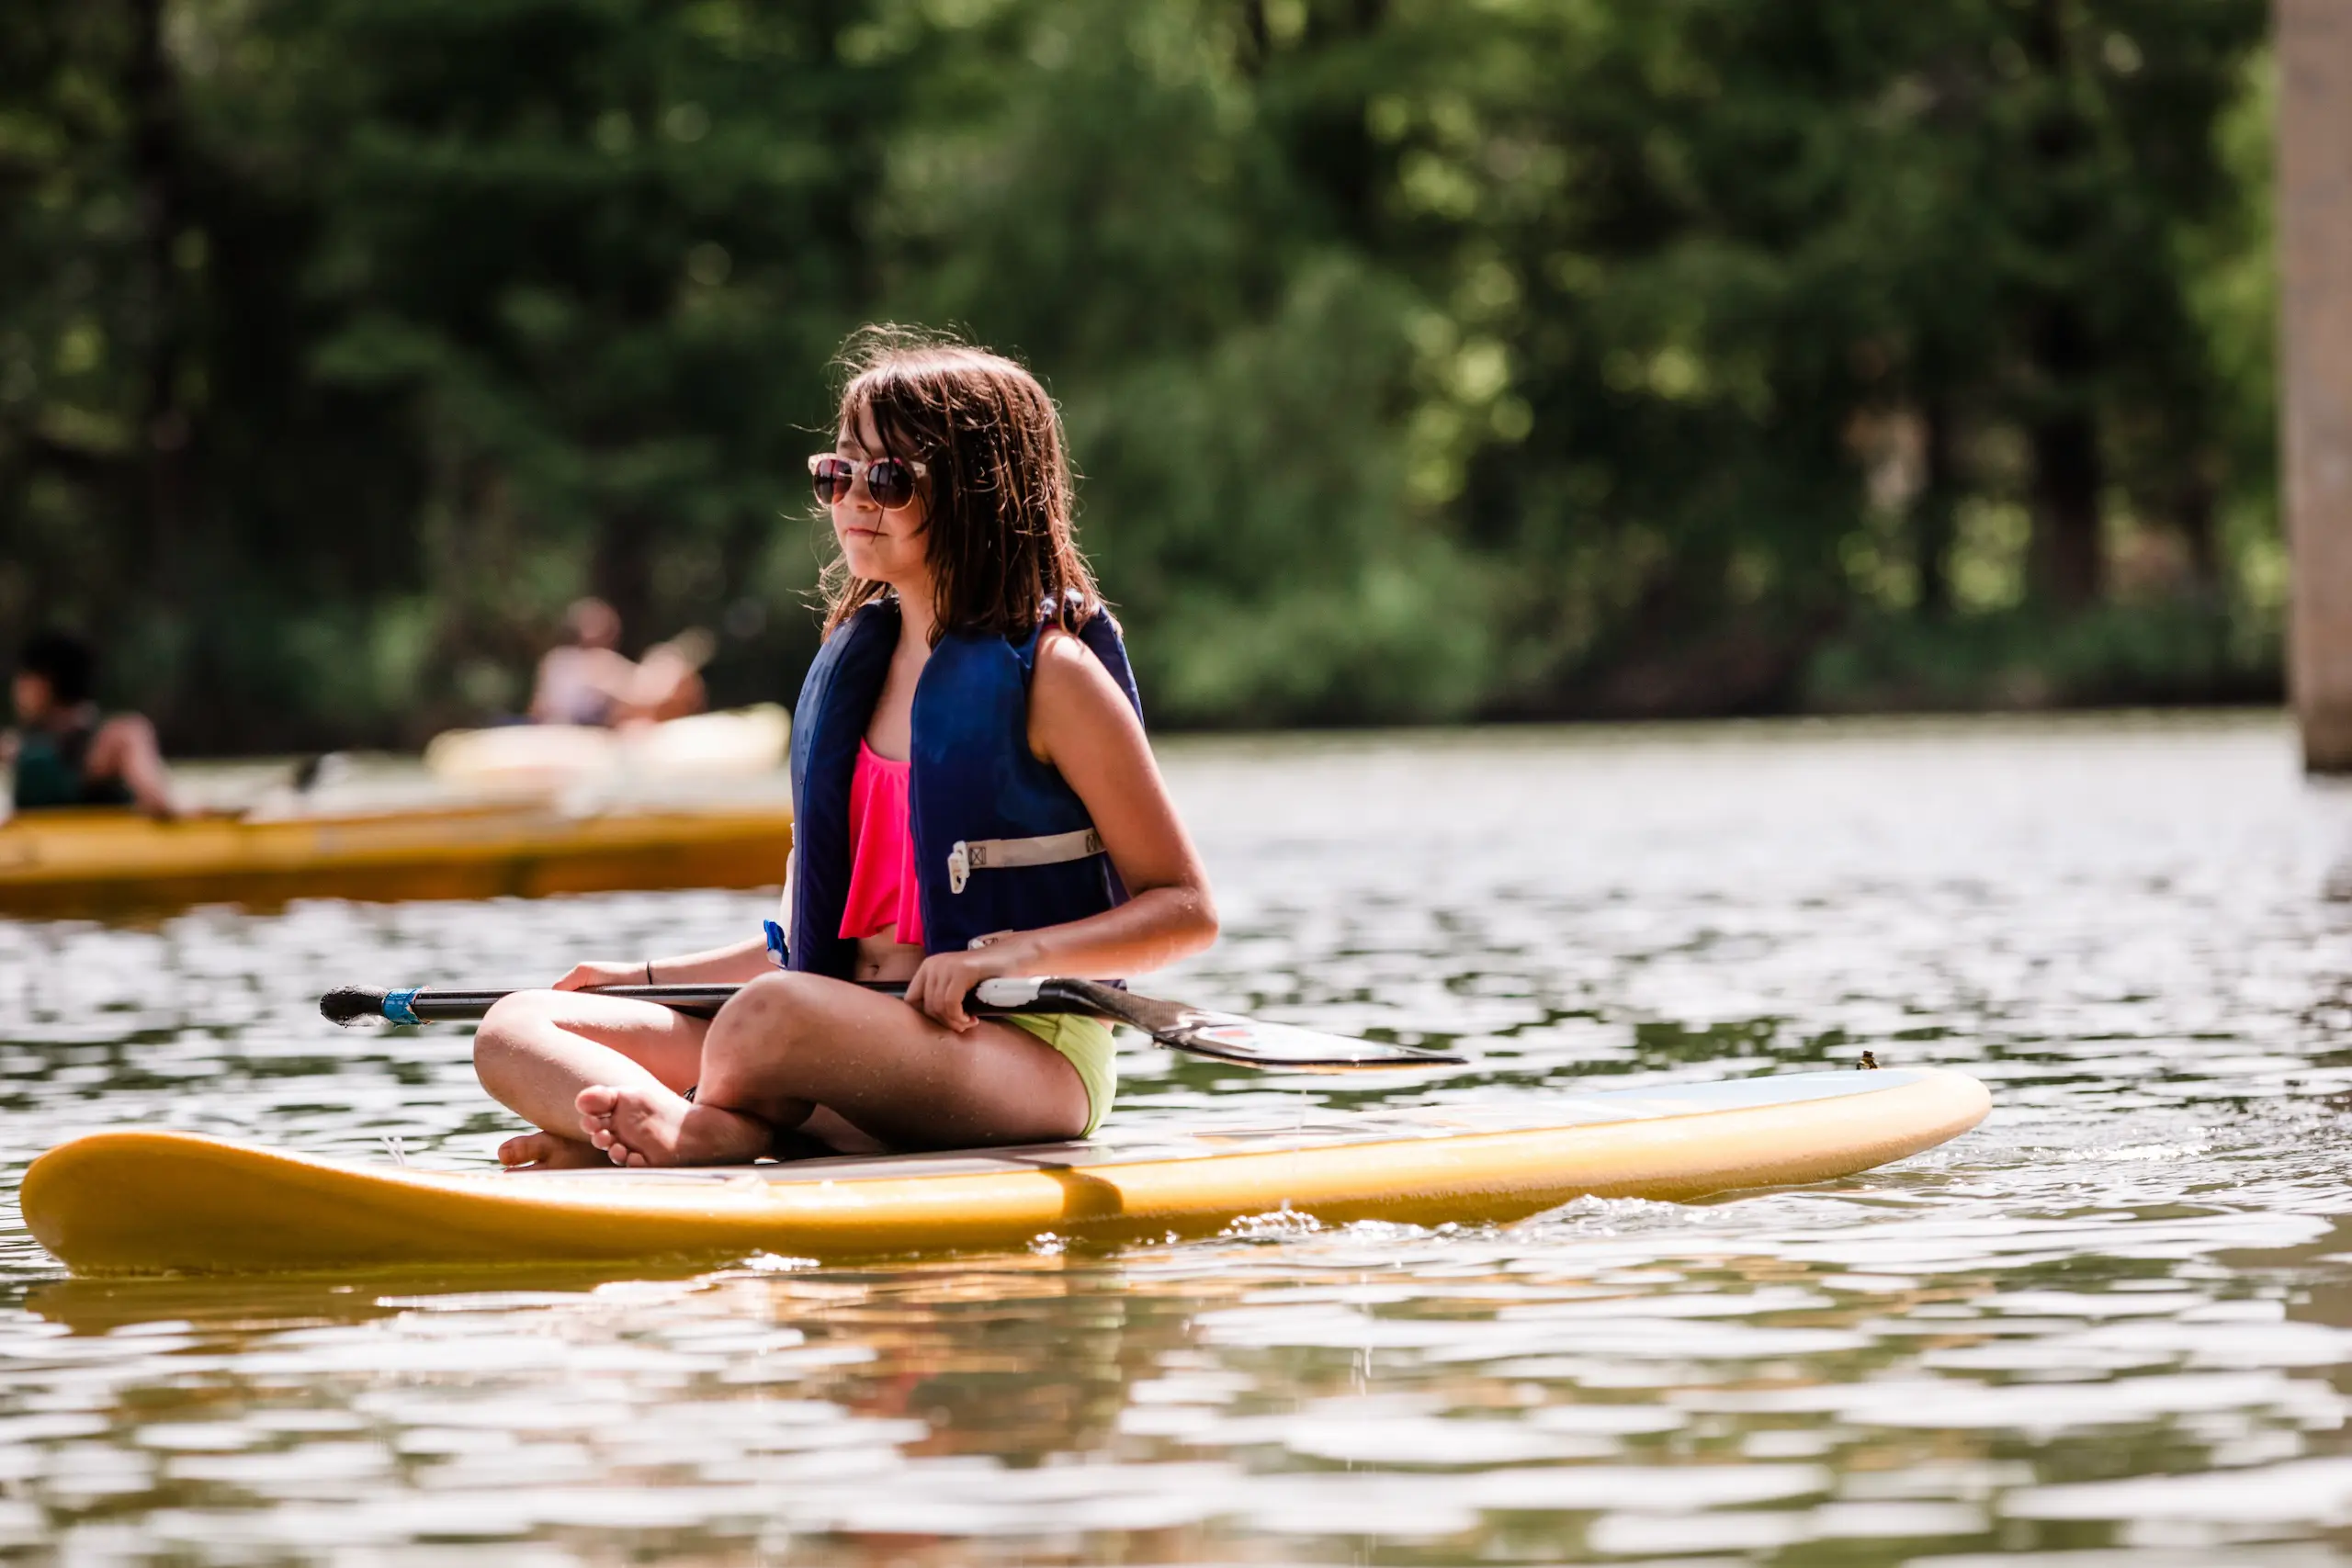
[2282,0,2352,771]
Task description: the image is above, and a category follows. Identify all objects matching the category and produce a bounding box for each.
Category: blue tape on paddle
[383,987,423,1026]
[763,919,789,971]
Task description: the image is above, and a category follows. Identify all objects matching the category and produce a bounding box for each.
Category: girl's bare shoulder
[1029,624,1134,727]
[1033,623,1105,673]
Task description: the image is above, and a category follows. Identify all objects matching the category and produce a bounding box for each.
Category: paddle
[319,976,1464,1072]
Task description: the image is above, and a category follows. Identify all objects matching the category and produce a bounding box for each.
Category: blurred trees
[0,0,2276,747]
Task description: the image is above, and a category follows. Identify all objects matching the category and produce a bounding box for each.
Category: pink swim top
[839,739,924,947]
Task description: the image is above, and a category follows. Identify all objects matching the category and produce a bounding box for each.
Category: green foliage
[0,0,2279,747]
[1806,599,2273,712]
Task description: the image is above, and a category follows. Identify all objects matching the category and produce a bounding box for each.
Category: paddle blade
[1148,1009,1464,1071]
[1039,980,1464,1071]
[320,987,389,1026]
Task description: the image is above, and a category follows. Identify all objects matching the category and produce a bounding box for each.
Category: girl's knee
[473,990,557,1070]
[702,974,832,1081]
[713,971,825,1037]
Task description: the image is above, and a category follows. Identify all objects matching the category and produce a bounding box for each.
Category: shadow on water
[2229,1211,2352,1350]
[23,1262,715,1337]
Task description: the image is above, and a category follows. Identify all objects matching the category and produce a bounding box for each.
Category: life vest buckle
[945,829,1103,895]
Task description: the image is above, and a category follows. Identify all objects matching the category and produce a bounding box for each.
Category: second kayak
[0,799,793,916]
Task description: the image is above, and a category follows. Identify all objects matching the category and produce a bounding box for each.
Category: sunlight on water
[6,713,2352,1563]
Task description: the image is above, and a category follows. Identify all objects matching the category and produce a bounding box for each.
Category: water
[5,713,2352,1565]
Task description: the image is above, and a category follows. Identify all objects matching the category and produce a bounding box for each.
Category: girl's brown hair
[820,327,1100,641]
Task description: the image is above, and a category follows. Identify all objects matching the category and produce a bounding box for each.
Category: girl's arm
[551,933,773,991]
[553,841,795,991]
[904,628,1218,1030]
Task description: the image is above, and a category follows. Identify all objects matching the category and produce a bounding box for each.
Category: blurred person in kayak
[3,632,182,818]
[527,597,707,727]
[476,330,1217,1167]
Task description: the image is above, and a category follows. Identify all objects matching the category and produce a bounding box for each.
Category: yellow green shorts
[1004,1011,1118,1136]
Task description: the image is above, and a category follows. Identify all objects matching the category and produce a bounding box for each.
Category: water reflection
[3,716,2352,1562]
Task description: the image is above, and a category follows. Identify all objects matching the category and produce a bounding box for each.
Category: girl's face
[831,406,931,592]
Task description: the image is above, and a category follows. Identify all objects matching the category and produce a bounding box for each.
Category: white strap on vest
[946,829,1104,894]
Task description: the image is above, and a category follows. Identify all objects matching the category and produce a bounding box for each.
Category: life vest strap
[946,829,1105,894]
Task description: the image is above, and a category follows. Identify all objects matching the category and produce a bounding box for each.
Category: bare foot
[497,1130,605,1169]
[575,1083,772,1167]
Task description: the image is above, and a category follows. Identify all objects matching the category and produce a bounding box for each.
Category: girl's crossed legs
[474,971,1092,1168]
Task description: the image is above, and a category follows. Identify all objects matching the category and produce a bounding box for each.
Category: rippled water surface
[6,714,2352,1565]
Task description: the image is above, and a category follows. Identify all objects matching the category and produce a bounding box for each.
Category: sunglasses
[808,453,929,512]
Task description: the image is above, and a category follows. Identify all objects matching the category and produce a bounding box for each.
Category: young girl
[473,333,1218,1168]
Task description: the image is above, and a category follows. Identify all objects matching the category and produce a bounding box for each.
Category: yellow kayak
[0,800,793,917]
[23,1067,1990,1275]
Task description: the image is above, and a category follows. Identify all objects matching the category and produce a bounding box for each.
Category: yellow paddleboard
[23,1068,1988,1276]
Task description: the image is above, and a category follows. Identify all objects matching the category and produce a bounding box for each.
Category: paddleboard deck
[22,1068,1989,1276]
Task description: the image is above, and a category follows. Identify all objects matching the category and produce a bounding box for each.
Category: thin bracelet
[644,959,656,986]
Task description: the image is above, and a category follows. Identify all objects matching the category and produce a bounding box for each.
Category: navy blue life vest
[786,596,1144,977]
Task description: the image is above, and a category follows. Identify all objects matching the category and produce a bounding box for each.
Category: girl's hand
[552,959,650,993]
[904,943,1022,1033]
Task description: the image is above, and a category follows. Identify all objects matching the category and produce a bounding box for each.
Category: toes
[578,1086,623,1149]
[498,1133,562,1168]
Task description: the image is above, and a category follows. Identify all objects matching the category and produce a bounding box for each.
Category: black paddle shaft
[317,980,1080,1027]
[318,976,1463,1071]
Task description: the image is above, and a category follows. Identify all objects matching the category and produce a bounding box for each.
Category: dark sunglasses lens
[866,458,914,510]
[810,458,853,504]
